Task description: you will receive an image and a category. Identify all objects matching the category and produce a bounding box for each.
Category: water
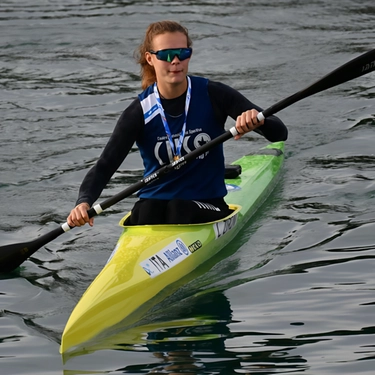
[1,1,374,374]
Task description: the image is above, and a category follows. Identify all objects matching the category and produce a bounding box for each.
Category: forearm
[254,115,288,142]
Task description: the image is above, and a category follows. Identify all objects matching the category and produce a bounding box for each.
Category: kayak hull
[60,141,284,354]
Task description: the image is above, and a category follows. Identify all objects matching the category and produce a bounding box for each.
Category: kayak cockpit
[119,204,242,228]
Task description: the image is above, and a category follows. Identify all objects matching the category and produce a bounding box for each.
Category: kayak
[60,141,284,354]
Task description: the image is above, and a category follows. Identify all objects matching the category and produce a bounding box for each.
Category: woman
[67,20,287,227]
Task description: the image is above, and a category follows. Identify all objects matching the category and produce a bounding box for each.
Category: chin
[169,74,185,82]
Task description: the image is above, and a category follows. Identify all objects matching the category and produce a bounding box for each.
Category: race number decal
[213,213,238,239]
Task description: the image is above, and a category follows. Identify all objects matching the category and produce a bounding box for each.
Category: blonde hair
[135,20,193,89]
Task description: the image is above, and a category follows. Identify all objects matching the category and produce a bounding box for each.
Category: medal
[173,155,180,161]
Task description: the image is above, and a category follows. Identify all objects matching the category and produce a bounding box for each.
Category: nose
[170,54,181,64]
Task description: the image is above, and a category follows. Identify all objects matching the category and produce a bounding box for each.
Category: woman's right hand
[67,202,94,227]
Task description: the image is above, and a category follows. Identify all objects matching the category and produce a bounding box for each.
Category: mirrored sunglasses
[149,48,192,62]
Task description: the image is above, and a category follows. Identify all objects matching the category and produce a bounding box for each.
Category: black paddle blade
[0,226,65,273]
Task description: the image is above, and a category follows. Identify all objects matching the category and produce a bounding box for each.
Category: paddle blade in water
[0,226,65,273]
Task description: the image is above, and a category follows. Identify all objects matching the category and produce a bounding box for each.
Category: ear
[145,52,153,66]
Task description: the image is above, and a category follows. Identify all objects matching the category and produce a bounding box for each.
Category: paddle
[1,48,374,273]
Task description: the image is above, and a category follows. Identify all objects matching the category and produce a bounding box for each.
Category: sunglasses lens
[179,48,192,60]
[155,48,192,62]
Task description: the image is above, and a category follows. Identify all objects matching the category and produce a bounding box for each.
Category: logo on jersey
[154,131,211,164]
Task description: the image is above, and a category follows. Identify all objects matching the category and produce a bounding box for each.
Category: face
[146,32,191,91]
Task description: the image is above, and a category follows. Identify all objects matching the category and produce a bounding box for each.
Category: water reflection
[64,290,310,374]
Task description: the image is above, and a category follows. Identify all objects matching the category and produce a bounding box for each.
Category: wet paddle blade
[0,226,65,273]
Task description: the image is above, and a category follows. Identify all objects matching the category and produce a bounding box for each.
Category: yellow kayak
[60,141,284,354]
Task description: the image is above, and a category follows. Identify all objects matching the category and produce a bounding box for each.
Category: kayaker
[67,20,288,227]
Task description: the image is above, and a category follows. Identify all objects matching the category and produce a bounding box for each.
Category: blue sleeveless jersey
[137,76,226,200]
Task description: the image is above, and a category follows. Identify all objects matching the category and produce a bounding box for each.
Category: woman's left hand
[234,109,264,140]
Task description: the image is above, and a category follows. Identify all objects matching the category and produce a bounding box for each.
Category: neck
[156,78,188,99]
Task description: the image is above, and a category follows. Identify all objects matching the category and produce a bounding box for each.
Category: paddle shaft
[1,48,374,273]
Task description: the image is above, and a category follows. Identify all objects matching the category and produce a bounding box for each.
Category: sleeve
[75,98,144,207]
[207,80,288,142]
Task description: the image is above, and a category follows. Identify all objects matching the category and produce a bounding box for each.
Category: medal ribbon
[153,76,191,160]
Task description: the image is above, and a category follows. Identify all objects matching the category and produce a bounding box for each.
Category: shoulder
[137,83,155,102]
[114,98,144,140]
[189,75,208,83]
[188,75,209,91]
[206,79,246,107]
[207,79,241,96]
[189,76,239,99]
[122,98,143,120]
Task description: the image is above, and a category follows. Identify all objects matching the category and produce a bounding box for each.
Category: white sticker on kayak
[226,183,241,192]
[213,213,238,239]
[140,238,191,278]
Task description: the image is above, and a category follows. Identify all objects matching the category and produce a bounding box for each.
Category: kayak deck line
[60,141,285,355]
